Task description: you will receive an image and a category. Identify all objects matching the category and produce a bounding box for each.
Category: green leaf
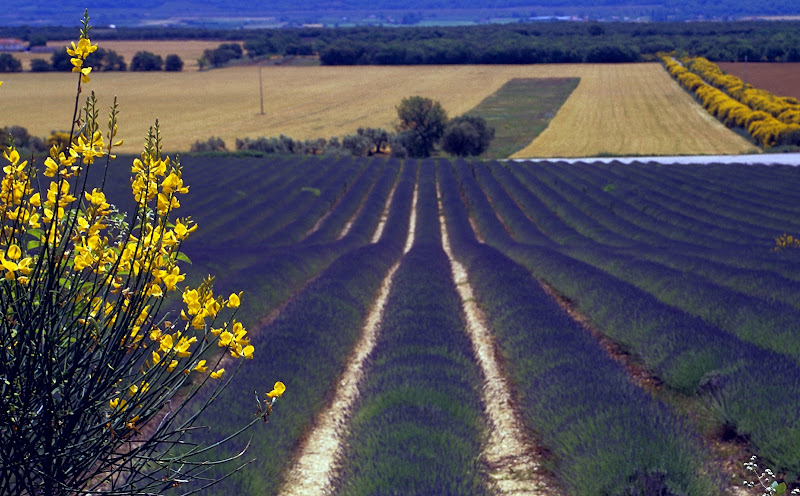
[776,482,786,494]
[175,252,192,264]
[26,240,40,250]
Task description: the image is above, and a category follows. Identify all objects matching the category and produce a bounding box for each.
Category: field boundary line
[438,185,557,496]
[277,183,418,496]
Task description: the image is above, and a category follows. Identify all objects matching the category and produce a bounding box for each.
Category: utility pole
[259,61,265,115]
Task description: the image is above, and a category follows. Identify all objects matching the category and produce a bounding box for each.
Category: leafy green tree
[440,115,495,157]
[395,96,448,158]
[51,47,125,71]
[357,127,391,155]
[100,48,126,71]
[203,43,243,68]
[29,58,51,72]
[130,50,163,71]
[0,54,22,72]
[164,53,184,71]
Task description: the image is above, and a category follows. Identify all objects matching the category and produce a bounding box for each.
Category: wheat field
[0,63,757,156]
[510,63,758,157]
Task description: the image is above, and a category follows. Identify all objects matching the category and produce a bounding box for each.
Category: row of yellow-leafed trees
[660,53,800,148]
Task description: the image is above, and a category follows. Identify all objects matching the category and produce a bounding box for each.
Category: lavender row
[248,157,368,246]
[186,156,337,246]
[514,162,732,249]
[508,162,638,247]
[301,158,387,245]
[483,160,586,246]
[497,163,800,346]
[413,160,442,247]
[449,158,516,248]
[543,162,792,248]
[195,160,416,495]
[533,162,751,247]
[457,159,800,475]
[438,161,717,496]
[258,158,371,247]
[576,162,800,241]
[641,162,800,227]
[337,242,491,495]
[467,160,554,246]
[485,162,800,311]
[559,244,800,363]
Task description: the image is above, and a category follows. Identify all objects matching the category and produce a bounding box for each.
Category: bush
[0,126,46,153]
[45,130,71,151]
[0,54,22,73]
[130,50,163,71]
[357,127,390,155]
[164,53,183,71]
[29,58,51,72]
[203,43,244,68]
[440,115,495,157]
[341,133,373,157]
[0,12,282,494]
[389,133,409,158]
[191,136,228,152]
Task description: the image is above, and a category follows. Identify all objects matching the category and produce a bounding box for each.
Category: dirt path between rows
[276,183,417,496]
[439,195,559,495]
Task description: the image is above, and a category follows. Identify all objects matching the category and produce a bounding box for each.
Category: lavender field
[123,155,800,495]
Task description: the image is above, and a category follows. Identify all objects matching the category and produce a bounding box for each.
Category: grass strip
[466,77,579,159]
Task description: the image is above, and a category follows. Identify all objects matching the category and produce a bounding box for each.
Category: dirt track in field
[277,183,417,496]
[439,188,559,495]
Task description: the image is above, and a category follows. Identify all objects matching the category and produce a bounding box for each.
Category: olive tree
[395,96,448,158]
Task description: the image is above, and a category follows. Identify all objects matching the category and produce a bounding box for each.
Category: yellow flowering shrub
[775,233,800,251]
[0,11,282,495]
[660,53,800,148]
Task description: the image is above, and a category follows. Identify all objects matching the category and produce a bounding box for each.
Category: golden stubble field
[0,63,758,157]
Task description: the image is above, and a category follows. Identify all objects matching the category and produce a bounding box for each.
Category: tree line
[2,20,800,68]
[0,49,184,72]
[192,96,495,159]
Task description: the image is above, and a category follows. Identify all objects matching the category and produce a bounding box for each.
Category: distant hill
[3,0,799,26]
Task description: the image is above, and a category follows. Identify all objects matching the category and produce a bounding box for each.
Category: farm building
[0,38,25,51]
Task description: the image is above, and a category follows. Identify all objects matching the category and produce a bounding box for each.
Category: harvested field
[717,62,800,100]
[511,63,758,158]
[0,63,756,156]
